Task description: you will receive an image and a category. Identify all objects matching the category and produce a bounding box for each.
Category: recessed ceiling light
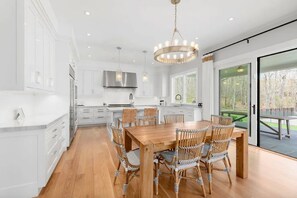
[85,11,91,16]
[87,46,91,49]
[87,33,91,36]
[195,37,199,40]
[228,17,234,21]
[88,54,92,58]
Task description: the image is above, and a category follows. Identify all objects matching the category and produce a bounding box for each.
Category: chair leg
[207,163,212,194]
[123,172,129,197]
[223,157,232,185]
[174,170,180,198]
[227,154,232,168]
[196,165,206,197]
[154,161,159,195]
[114,161,121,185]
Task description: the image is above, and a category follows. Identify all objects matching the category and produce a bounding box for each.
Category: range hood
[103,70,138,88]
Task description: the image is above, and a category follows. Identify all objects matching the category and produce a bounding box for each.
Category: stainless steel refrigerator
[69,65,77,145]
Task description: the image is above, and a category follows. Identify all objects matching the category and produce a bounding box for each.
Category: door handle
[252,104,256,115]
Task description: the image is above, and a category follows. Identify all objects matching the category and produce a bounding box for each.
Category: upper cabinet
[77,69,103,96]
[0,0,57,92]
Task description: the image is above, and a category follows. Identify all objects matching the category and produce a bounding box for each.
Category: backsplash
[78,88,160,106]
[0,92,68,123]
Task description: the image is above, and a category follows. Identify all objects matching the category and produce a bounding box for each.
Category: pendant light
[116,47,122,82]
[153,0,199,64]
[142,50,148,82]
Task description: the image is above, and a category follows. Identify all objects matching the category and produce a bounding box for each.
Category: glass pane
[185,73,197,104]
[219,64,250,135]
[174,76,183,103]
[258,49,297,158]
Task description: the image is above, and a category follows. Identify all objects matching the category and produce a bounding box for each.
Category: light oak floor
[39,126,297,198]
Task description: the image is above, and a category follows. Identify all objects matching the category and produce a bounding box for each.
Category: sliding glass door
[219,64,252,140]
[258,48,297,158]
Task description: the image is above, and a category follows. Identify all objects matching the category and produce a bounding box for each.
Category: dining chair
[164,114,184,124]
[210,115,233,167]
[118,108,137,128]
[200,124,235,194]
[155,127,209,198]
[139,108,158,126]
[211,115,233,125]
[111,127,140,197]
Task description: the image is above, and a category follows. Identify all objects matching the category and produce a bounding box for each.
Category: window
[171,71,197,104]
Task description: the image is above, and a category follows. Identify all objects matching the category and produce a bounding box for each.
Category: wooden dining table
[124,121,248,198]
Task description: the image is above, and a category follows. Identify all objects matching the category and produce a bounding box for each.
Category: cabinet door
[93,70,103,96]
[83,70,93,95]
[43,30,50,90]
[24,2,37,88]
[77,70,84,96]
[49,35,55,91]
[35,16,44,88]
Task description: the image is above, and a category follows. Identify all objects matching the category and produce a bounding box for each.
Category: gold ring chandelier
[154,0,199,64]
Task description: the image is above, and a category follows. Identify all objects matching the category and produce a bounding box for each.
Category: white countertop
[107,106,156,112]
[0,113,67,132]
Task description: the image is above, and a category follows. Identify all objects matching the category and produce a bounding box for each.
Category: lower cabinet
[78,106,107,126]
[0,115,67,198]
[159,106,202,123]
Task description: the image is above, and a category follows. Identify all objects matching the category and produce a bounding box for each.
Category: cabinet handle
[52,134,57,139]
[52,129,58,133]
[83,117,90,119]
[97,116,104,118]
[62,126,65,129]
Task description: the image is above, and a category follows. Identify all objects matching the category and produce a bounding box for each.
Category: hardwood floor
[39,126,297,198]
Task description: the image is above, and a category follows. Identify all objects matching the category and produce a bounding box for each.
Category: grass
[222,113,297,131]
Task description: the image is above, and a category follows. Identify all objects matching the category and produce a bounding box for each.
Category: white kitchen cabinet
[78,69,103,96]
[0,115,67,197]
[0,0,57,92]
[78,106,107,125]
[159,106,202,123]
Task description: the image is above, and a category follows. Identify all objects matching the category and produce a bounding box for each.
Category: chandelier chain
[171,3,184,44]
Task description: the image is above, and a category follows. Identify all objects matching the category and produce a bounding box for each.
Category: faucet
[175,94,182,104]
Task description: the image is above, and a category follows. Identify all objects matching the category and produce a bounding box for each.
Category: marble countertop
[107,106,156,112]
[0,113,67,133]
[77,105,106,108]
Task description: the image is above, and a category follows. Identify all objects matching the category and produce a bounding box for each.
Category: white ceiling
[50,0,297,66]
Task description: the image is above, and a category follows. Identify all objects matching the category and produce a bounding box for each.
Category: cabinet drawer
[94,111,105,117]
[78,116,93,124]
[93,116,106,124]
[47,137,63,175]
[78,112,93,118]
[79,108,93,114]
[94,108,105,113]
[46,127,61,151]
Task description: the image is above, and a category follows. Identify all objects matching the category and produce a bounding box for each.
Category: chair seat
[160,150,199,170]
[201,144,227,163]
[160,150,175,163]
[127,149,140,166]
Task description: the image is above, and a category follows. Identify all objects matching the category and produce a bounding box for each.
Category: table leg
[139,143,154,198]
[278,119,282,140]
[236,130,248,178]
[286,120,290,138]
[124,129,132,152]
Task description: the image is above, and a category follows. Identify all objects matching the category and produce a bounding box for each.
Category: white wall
[76,60,161,105]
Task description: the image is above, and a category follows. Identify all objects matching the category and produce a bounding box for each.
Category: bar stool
[118,109,137,129]
[139,108,158,126]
